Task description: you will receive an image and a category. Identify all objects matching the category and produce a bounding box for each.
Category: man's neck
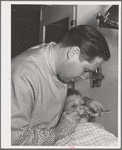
[52,44,68,75]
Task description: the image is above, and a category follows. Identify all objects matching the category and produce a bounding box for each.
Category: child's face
[64,94,90,122]
[64,94,85,113]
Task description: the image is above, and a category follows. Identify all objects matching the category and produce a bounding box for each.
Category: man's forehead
[92,57,103,65]
[88,57,103,70]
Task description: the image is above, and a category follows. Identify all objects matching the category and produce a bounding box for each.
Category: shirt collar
[44,42,57,76]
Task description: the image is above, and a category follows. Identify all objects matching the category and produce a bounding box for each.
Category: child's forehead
[66,94,83,102]
[71,94,82,98]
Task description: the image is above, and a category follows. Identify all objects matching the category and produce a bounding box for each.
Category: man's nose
[80,72,91,80]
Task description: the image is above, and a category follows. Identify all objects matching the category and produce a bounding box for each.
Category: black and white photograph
[1,1,121,149]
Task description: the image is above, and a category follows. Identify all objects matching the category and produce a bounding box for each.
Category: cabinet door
[11,5,40,58]
[40,5,76,43]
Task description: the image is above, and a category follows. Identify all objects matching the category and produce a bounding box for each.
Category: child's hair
[67,88,82,98]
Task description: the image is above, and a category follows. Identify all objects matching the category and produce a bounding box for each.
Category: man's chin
[57,75,71,84]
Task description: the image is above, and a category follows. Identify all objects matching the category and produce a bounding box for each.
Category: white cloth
[54,122,118,146]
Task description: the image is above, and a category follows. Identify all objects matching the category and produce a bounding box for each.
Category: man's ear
[67,46,80,59]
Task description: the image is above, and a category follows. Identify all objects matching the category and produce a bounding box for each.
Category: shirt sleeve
[11,71,35,144]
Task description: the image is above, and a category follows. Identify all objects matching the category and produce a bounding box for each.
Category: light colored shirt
[11,42,67,144]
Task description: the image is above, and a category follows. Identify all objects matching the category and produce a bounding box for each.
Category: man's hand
[78,106,90,123]
[57,111,81,128]
[55,111,82,139]
[83,97,105,117]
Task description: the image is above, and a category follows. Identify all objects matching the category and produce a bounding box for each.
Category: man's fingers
[63,110,80,115]
[65,115,74,122]
[79,109,86,115]
[90,103,105,113]
[65,111,80,116]
[64,111,82,122]
[90,113,99,117]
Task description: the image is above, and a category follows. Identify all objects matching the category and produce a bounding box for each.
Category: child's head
[63,88,95,123]
[63,88,90,123]
[64,88,85,112]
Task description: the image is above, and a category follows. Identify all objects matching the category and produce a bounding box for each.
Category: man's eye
[85,70,91,73]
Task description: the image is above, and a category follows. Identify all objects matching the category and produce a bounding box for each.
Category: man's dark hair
[67,88,82,98]
[59,25,110,62]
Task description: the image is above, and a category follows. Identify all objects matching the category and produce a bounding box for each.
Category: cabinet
[11,5,40,58]
[40,5,76,43]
